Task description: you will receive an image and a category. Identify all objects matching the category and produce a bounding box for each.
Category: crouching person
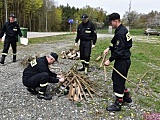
[22,52,64,100]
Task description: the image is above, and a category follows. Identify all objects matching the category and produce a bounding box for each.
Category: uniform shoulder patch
[126,32,132,41]
[30,59,37,67]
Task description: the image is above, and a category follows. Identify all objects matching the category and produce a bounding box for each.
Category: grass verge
[91,36,160,112]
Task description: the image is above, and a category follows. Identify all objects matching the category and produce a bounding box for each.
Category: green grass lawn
[91,36,160,112]
[97,28,146,36]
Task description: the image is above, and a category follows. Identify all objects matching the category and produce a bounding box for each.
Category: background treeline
[0,0,160,32]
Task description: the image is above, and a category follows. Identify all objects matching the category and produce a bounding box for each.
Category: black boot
[84,63,89,75]
[13,55,16,62]
[37,93,52,100]
[78,62,85,71]
[37,85,52,100]
[0,55,6,64]
[27,87,38,94]
[123,89,132,103]
[106,97,122,111]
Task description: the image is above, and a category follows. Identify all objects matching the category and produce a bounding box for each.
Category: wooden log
[77,84,83,101]
[68,83,76,100]
[73,84,79,101]
[75,77,88,101]
[58,76,75,96]
[100,54,106,67]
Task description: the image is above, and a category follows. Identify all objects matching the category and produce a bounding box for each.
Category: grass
[26,34,75,44]
[97,28,148,36]
[91,36,160,112]
[129,29,145,35]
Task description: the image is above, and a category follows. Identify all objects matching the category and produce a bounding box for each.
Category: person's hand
[92,44,95,49]
[0,38,2,42]
[59,77,65,83]
[75,43,78,47]
[104,60,110,66]
[57,74,62,78]
[103,48,110,55]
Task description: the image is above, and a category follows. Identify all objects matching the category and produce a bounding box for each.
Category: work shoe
[123,94,132,103]
[13,55,16,62]
[78,67,85,71]
[106,103,121,111]
[123,89,132,103]
[37,93,52,100]
[0,56,5,64]
[13,59,16,62]
[27,87,38,94]
[106,98,122,111]
[0,61,4,64]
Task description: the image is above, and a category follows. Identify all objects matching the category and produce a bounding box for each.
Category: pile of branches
[61,49,80,60]
[20,53,39,68]
[58,65,101,102]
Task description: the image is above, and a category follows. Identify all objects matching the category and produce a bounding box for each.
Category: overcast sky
[55,0,160,17]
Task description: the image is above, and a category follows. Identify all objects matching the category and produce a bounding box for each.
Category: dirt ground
[0,34,158,120]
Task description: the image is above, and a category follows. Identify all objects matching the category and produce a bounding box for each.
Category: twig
[96,52,103,62]
[58,76,75,96]
[109,65,156,99]
[77,77,94,100]
[100,54,107,81]
[75,77,88,101]
[135,70,150,93]
[104,66,107,82]
[100,54,106,67]
[71,70,100,99]
[49,66,63,73]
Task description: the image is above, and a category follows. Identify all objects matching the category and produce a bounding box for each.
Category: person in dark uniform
[103,13,132,111]
[22,52,65,100]
[0,14,23,64]
[75,14,97,74]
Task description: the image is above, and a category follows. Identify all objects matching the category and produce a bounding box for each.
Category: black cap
[81,14,88,20]
[106,13,120,22]
[9,14,16,18]
[50,52,58,62]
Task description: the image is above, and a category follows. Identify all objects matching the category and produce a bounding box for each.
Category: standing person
[0,14,23,64]
[22,52,65,100]
[103,13,132,111]
[75,14,97,74]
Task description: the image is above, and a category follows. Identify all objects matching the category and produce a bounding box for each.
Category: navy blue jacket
[75,20,97,45]
[109,24,132,62]
[23,56,57,80]
[0,21,22,40]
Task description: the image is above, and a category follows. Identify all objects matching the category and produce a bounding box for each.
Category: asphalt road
[2,32,113,41]
[27,32,71,38]
[27,32,113,38]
